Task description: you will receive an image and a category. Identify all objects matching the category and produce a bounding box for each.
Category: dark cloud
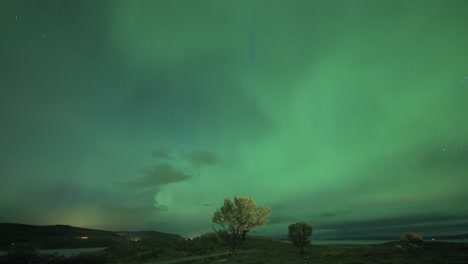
[129,163,193,189]
[151,149,173,160]
[151,149,218,167]
[180,150,219,167]
[27,163,187,220]
[267,210,353,226]
[315,213,468,238]
[268,214,297,225]
[117,150,214,214]
[319,210,353,218]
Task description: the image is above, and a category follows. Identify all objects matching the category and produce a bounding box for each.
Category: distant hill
[454,234,468,239]
[272,233,468,241]
[431,234,468,240]
[116,230,184,241]
[0,223,182,250]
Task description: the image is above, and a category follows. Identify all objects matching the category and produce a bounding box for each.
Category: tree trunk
[300,246,305,254]
[229,246,236,258]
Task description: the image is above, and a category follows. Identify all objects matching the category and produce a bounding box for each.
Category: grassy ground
[158,238,468,264]
[1,236,467,264]
[242,239,468,264]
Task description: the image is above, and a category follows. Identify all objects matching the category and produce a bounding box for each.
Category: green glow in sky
[0,0,467,238]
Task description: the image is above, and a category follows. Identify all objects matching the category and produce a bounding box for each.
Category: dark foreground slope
[236,238,468,264]
[1,233,467,264]
[0,223,183,250]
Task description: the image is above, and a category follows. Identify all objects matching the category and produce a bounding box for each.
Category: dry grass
[174,239,468,264]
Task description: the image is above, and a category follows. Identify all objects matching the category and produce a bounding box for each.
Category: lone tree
[212,195,271,257]
[288,221,313,254]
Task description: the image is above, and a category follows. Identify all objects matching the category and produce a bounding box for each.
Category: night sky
[1,0,467,239]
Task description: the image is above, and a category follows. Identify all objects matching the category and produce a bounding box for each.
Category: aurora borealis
[0,0,467,239]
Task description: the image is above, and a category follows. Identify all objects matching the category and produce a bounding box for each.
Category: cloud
[268,214,297,225]
[152,149,173,160]
[266,210,352,226]
[150,148,219,167]
[128,163,193,189]
[180,150,219,167]
[319,210,353,218]
[29,163,189,221]
[315,212,468,237]
[118,150,215,216]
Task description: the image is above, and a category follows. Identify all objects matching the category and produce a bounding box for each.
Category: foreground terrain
[229,240,468,264]
[1,235,467,264]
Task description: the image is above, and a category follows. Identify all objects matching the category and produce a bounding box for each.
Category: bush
[287,221,313,254]
[400,232,423,245]
[3,243,41,264]
[193,232,224,254]
[169,233,224,256]
[67,251,115,264]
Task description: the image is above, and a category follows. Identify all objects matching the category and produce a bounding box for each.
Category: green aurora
[0,0,467,238]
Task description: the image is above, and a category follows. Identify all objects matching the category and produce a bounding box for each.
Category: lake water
[0,247,107,257]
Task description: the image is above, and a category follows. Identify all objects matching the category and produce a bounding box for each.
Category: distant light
[80,236,88,240]
[12,243,14,246]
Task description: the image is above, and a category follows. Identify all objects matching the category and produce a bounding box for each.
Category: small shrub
[4,243,41,264]
[399,232,423,251]
[68,251,114,264]
[400,232,423,245]
[182,232,225,255]
[287,221,313,254]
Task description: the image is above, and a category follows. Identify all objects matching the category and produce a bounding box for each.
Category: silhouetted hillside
[116,230,184,240]
[0,223,182,249]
